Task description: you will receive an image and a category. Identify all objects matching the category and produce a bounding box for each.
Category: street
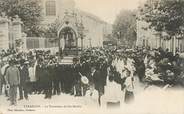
[0,76,184,114]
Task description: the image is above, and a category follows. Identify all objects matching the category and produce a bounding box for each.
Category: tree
[140,0,184,39]
[44,18,61,38]
[113,10,137,47]
[0,0,43,37]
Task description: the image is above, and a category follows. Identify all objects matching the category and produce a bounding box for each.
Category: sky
[75,0,146,24]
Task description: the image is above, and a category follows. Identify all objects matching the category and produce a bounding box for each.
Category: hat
[24,61,29,64]
[81,76,89,84]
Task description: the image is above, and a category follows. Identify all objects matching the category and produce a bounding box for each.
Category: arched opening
[58,26,78,56]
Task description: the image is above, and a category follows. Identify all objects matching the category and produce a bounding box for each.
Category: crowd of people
[0,47,184,107]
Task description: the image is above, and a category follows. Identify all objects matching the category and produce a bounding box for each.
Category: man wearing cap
[93,65,104,106]
[18,59,29,100]
[80,60,91,96]
[72,58,82,96]
[5,60,20,106]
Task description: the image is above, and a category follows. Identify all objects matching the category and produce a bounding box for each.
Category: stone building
[0,15,23,50]
[0,0,112,51]
[39,0,112,49]
[0,16,10,49]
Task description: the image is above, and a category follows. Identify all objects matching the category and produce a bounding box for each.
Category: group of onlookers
[0,47,184,107]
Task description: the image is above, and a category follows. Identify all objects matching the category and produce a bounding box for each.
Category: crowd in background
[0,47,184,107]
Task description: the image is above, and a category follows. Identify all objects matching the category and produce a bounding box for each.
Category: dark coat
[72,64,81,83]
[100,63,108,85]
[19,65,29,85]
[40,66,52,88]
[35,65,42,81]
[81,62,91,78]
[93,69,103,89]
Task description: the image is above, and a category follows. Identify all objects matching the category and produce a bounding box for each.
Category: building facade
[40,0,112,49]
[0,15,23,50]
[0,0,112,51]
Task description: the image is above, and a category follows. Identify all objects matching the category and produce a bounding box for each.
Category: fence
[26,37,58,50]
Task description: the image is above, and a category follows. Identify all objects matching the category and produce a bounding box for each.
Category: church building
[40,0,112,49]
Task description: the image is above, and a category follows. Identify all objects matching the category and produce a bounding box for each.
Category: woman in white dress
[103,74,121,108]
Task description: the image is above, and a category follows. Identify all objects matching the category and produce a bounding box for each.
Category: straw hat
[81,76,89,84]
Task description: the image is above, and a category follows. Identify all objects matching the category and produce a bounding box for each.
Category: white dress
[104,81,121,103]
[144,55,148,67]
[124,77,134,92]
[84,89,99,107]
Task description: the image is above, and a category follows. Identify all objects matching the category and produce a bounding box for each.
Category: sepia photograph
[0,0,184,114]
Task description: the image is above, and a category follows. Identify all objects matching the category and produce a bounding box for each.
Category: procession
[1,46,184,107]
[0,0,184,113]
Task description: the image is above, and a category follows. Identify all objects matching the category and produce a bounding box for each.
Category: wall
[26,37,58,49]
[0,16,23,50]
[0,17,9,49]
[41,0,75,25]
[40,0,112,48]
[136,18,184,54]
[79,13,104,48]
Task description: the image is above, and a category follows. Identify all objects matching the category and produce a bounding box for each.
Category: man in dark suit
[35,59,43,94]
[100,62,108,93]
[72,58,82,96]
[52,63,61,95]
[93,64,105,106]
[80,61,91,96]
[18,59,29,100]
[39,59,52,99]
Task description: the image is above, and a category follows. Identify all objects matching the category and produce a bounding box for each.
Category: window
[45,0,56,16]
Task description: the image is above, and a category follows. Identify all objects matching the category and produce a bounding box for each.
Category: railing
[26,37,58,49]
